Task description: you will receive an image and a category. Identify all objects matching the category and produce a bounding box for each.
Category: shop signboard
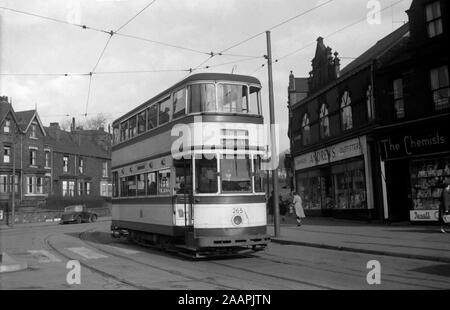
[380,127,449,161]
[294,136,366,171]
[410,210,439,222]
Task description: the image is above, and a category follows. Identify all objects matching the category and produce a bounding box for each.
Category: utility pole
[265,31,280,237]
[11,127,17,228]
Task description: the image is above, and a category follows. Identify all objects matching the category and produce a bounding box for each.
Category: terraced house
[0,97,112,215]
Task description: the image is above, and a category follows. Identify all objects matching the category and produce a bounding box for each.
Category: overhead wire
[115,0,157,33]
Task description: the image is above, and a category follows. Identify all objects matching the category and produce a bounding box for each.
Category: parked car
[60,205,98,224]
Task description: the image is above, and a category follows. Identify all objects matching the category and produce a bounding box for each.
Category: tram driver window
[221,155,252,193]
[195,156,218,194]
[217,84,248,113]
[189,84,216,113]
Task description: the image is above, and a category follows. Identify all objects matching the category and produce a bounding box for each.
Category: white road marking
[104,245,141,255]
[27,250,62,263]
[66,247,108,260]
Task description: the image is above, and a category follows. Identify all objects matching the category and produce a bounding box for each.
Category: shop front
[378,123,450,222]
[293,136,374,219]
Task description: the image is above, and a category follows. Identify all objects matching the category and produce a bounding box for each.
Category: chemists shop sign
[294,137,366,171]
[380,129,448,161]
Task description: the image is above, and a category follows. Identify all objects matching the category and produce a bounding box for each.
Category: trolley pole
[265,31,280,237]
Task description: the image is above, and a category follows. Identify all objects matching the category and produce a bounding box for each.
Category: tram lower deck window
[221,155,252,193]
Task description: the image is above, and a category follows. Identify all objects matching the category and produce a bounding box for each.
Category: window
[319,103,330,139]
[426,2,443,38]
[341,91,353,131]
[430,66,450,110]
[137,111,146,134]
[173,88,187,119]
[189,84,216,113]
[100,181,110,197]
[302,114,311,145]
[174,160,192,195]
[62,180,75,196]
[112,172,119,197]
[79,157,84,173]
[195,155,218,194]
[4,119,10,133]
[253,156,265,193]
[248,86,261,115]
[63,156,69,173]
[136,174,146,196]
[121,176,136,197]
[78,181,84,196]
[217,84,248,113]
[3,146,11,163]
[120,121,128,141]
[221,155,252,193]
[129,116,137,138]
[158,97,172,125]
[27,176,44,194]
[102,162,108,177]
[45,151,51,168]
[147,105,158,130]
[0,175,7,193]
[86,182,91,195]
[30,123,37,138]
[146,172,157,195]
[158,169,171,195]
[366,85,375,121]
[29,149,37,166]
[393,78,405,118]
[113,126,120,144]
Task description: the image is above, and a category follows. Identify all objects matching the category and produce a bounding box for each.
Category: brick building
[0,97,112,213]
[288,0,449,222]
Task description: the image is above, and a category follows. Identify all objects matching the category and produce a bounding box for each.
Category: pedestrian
[267,191,274,222]
[279,195,287,222]
[291,191,305,226]
[440,184,450,233]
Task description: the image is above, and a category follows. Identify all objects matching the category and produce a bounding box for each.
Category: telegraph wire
[84,73,93,117]
[249,0,408,74]
[91,34,114,73]
[219,0,335,55]
[115,0,157,33]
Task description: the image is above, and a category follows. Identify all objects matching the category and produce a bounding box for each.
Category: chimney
[334,51,341,78]
[0,96,8,104]
[71,117,76,132]
[48,122,61,140]
[288,71,295,91]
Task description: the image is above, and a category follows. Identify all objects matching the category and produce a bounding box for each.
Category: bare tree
[59,118,72,131]
[84,113,108,130]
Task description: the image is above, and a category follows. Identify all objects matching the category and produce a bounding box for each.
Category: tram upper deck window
[113,126,120,144]
[218,84,248,114]
[173,88,186,119]
[249,86,261,115]
[221,155,252,193]
[195,155,218,194]
[147,105,158,130]
[129,116,137,138]
[189,84,216,113]
[159,97,172,125]
[120,121,128,142]
[137,111,146,134]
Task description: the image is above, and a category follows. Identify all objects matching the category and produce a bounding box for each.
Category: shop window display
[411,157,450,211]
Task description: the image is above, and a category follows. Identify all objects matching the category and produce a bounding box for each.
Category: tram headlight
[233,215,243,226]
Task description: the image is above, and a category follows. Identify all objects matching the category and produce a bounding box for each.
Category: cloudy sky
[0,0,412,151]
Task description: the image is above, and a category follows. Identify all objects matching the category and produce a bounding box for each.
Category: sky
[0,0,412,151]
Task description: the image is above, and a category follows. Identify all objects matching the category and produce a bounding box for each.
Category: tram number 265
[232,208,244,214]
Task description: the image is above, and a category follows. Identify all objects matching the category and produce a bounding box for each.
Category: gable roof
[0,101,20,129]
[340,23,410,76]
[44,128,110,159]
[15,110,47,135]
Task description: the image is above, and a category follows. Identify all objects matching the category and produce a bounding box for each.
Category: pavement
[269,216,450,263]
[0,216,112,231]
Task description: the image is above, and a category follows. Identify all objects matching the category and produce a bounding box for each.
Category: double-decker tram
[111,73,271,257]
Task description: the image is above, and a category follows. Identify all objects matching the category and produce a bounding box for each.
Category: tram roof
[113,73,262,125]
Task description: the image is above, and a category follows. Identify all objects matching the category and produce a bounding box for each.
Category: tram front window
[221,155,252,193]
[217,84,248,113]
[195,156,218,194]
[189,84,216,113]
